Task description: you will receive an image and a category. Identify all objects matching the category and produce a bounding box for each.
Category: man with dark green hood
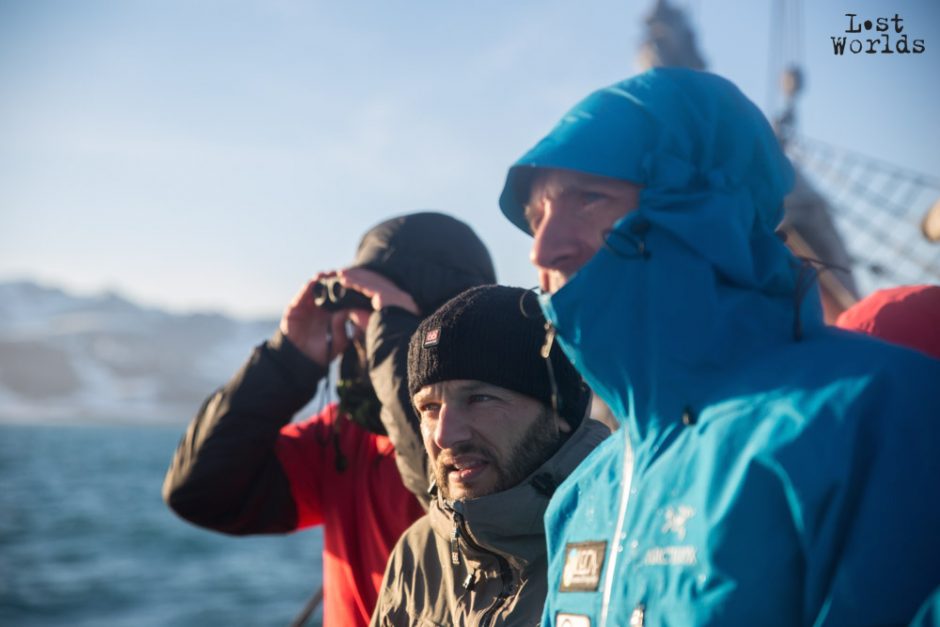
[163,212,496,627]
[498,68,940,626]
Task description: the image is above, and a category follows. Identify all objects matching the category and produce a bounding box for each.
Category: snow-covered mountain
[0,280,279,423]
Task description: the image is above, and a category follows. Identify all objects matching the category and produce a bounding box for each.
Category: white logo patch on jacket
[560,541,607,592]
[661,505,694,540]
[643,504,698,566]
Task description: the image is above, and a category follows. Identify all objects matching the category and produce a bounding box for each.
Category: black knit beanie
[407,285,590,429]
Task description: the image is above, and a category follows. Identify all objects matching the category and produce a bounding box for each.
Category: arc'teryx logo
[661,505,695,541]
[832,12,926,55]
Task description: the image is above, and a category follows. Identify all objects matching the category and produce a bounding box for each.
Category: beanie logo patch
[423,328,441,348]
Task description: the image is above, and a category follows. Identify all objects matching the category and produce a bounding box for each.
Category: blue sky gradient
[2,0,937,318]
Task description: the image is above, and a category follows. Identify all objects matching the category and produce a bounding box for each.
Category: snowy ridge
[0,280,277,424]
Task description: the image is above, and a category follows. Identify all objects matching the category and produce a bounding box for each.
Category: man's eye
[579,191,607,205]
[418,403,441,414]
[524,207,542,232]
[468,394,495,404]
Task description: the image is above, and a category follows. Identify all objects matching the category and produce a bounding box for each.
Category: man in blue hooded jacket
[498,68,940,626]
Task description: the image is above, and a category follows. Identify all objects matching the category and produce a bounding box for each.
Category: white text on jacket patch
[643,504,698,566]
[560,541,607,592]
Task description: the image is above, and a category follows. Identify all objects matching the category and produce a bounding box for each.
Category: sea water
[0,424,324,626]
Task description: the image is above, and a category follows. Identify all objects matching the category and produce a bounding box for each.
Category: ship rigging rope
[789,134,940,284]
[768,0,804,113]
[792,136,940,191]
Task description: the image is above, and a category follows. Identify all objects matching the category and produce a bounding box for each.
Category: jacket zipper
[451,517,462,565]
[599,431,635,627]
[479,558,513,627]
[452,510,514,626]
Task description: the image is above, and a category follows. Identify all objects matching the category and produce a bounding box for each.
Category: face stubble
[435,407,564,501]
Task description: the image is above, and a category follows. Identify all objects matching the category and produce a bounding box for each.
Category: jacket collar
[428,417,609,574]
[540,210,824,468]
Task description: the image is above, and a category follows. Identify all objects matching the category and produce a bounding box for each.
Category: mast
[766,0,940,304]
[633,0,940,320]
[636,0,706,71]
[636,0,862,321]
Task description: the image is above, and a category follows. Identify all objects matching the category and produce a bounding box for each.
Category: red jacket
[835,284,940,359]
[277,405,424,625]
[163,332,424,627]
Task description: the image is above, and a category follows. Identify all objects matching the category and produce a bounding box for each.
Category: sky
[2,0,938,320]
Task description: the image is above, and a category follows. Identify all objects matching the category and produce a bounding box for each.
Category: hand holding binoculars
[312,277,373,311]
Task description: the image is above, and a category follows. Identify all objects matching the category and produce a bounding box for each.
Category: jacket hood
[428,417,609,574]
[342,211,496,436]
[500,68,794,289]
[354,211,497,316]
[498,68,823,454]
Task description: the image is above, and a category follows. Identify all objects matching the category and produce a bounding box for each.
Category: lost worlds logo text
[832,12,925,55]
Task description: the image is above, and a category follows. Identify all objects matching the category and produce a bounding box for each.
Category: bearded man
[371,285,609,625]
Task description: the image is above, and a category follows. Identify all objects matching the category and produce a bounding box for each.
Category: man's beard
[435,407,565,501]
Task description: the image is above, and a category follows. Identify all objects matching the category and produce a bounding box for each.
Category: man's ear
[554,413,572,434]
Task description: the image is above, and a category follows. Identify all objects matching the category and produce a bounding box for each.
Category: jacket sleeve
[162,329,328,535]
[370,521,423,627]
[365,306,432,509]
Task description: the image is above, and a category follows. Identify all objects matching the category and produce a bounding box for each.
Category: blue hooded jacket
[499,68,940,626]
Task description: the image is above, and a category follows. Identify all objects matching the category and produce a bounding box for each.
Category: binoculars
[312,277,373,311]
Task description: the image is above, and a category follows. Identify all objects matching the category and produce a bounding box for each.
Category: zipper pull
[451,516,462,565]
[542,322,561,415]
[630,603,646,627]
[462,569,476,591]
[541,322,556,359]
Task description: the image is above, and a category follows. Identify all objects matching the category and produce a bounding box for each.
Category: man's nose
[529,203,581,278]
[433,404,472,450]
